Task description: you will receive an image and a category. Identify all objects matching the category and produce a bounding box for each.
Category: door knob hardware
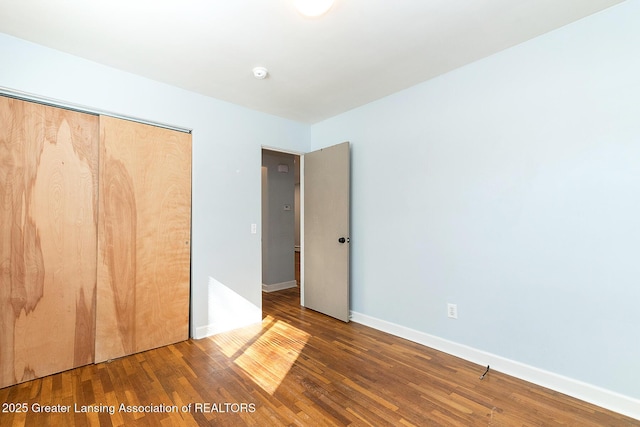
[338,237,350,244]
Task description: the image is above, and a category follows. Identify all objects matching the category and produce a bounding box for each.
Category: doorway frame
[261,145,306,305]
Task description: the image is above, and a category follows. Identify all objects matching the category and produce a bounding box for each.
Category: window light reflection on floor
[211,316,310,395]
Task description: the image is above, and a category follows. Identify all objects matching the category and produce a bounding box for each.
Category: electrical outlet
[447,303,458,319]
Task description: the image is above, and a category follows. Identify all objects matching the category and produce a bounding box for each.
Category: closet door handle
[338,237,350,244]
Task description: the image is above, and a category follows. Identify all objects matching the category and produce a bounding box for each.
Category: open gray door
[303,141,350,322]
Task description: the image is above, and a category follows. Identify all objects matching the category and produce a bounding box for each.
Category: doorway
[261,142,351,322]
[261,149,301,300]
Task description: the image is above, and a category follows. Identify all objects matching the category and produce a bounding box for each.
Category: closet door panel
[96,116,191,362]
[0,97,98,388]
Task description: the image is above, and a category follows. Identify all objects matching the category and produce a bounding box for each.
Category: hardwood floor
[1,287,636,426]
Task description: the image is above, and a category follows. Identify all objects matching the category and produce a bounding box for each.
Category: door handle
[338,237,350,243]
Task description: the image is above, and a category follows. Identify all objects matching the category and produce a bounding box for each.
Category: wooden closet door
[0,97,99,388]
[95,116,191,362]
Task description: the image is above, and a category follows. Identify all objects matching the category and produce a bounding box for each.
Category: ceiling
[0,0,624,123]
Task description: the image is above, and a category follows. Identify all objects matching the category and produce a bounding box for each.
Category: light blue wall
[311,2,640,399]
[0,33,310,337]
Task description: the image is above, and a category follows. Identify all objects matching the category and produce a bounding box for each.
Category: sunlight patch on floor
[209,314,310,395]
[234,320,310,395]
[210,315,276,358]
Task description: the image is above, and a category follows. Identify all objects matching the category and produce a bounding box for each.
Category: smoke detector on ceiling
[253,67,268,80]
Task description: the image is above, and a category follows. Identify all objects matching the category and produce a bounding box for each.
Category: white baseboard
[194,316,262,339]
[194,324,222,340]
[262,280,297,293]
[349,311,640,421]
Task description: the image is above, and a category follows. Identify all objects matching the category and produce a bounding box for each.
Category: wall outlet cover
[447,303,458,319]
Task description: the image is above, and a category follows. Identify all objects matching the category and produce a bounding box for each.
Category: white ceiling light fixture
[252,66,268,79]
[294,0,335,17]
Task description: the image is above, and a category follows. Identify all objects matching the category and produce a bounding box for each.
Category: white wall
[0,33,310,338]
[311,0,640,411]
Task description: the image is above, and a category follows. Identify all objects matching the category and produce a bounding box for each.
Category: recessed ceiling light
[294,0,335,17]
[253,67,268,79]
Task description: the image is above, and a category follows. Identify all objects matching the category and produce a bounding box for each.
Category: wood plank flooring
[1,286,637,426]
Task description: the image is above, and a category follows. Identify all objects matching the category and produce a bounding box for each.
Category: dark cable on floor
[479,365,490,380]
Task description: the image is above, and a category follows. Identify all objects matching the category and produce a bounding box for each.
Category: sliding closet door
[95,116,191,362]
[0,97,99,388]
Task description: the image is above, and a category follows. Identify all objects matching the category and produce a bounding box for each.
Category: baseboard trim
[262,280,297,293]
[194,324,221,340]
[194,315,262,339]
[349,311,640,421]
